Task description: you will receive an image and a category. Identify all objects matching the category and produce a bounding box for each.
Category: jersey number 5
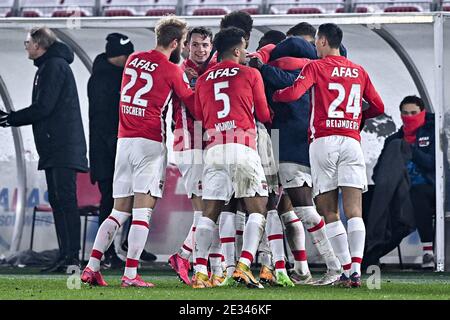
[121,68,153,108]
[214,81,230,119]
[328,83,361,119]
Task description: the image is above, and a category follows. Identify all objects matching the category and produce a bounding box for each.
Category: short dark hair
[213,27,246,60]
[286,22,316,38]
[399,95,425,112]
[258,30,286,49]
[187,26,213,44]
[317,23,343,49]
[155,16,187,48]
[220,11,253,40]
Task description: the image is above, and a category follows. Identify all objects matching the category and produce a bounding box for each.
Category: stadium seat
[145,8,176,16]
[192,8,228,15]
[240,7,260,15]
[104,8,134,16]
[335,6,368,13]
[22,10,41,17]
[383,6,421,13]
[30,172,101,262]
[52,10,88,17]
[287,7,323,14]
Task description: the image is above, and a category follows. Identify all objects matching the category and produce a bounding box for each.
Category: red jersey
[172,59,202,151]
[273,55,384,142]
[195,60,271,150]
[118,50,194,142]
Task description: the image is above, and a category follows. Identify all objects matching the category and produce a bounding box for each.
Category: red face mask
[401,110,426,144]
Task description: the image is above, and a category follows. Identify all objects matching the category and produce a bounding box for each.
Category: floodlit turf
[0,269,449,300]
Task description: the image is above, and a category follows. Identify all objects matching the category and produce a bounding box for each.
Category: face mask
[401,110,426,143]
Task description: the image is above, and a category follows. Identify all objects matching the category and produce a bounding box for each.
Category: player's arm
[251,70,271,124]
[7,60,66,126]
[172,67,196,118]
[272,62,315,103]
[194,84,203,122]
[361,72,384,119]
[260,64,299,90]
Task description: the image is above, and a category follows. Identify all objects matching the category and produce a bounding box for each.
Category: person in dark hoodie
[87,33,134,269]
[0,27,88,272]
[249,31,342,286]
[373,95,436,269]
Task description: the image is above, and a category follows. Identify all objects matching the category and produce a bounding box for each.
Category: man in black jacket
[0,27,88,271]
[372,95,436,269]
[87,33,134,269]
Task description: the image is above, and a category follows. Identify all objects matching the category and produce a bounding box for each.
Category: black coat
[8,41,88,172]
[364,139,416,268]
[87,53,123,182]
[373,112,435,185]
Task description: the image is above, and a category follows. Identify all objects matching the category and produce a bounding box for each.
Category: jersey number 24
[328,83,361,119]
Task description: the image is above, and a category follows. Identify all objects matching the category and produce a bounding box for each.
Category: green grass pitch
[0,267,449,300]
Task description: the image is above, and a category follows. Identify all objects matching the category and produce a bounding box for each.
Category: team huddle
[81,12,384,289]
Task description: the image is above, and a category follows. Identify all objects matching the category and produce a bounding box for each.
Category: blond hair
[155,16,188,48]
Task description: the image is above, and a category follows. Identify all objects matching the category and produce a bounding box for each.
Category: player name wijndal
[215,120,237,131]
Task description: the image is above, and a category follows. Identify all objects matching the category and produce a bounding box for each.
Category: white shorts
[202,143,269,202]
[174,149,203,198]
[278,162,312,189]
[113,138,167,198]
[309,136,367,198]
[256,122,279,194]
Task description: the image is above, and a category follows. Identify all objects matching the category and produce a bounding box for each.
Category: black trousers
[97,178,116,256]
[410,184,435,244]
[45,167,80,259]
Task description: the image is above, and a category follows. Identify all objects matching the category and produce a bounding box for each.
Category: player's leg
[234,202,246,259]
[120,193,156,288]
[258,229,275,285]
[278,193,312,284]
[219,209,236,279]
[193,146,232,288]
[176,196,202,260]
[341,186,364,287]
[209,222,225,286]
[82,139,133,286]
[82,196,132,286]
[168,194,202,285]
[337,136,369,287]
[315,189,351,286]
[121,139,167,288]
[265,191,293,286]
[287,185,341,276]
[309,137,346,285]
[233,195,268,288]
[169,150,203,284]
[193,199,224,288]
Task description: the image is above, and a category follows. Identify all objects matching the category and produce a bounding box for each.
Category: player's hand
[0,109,10,127]
[248,57,263,70]
[184,68,198,82]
